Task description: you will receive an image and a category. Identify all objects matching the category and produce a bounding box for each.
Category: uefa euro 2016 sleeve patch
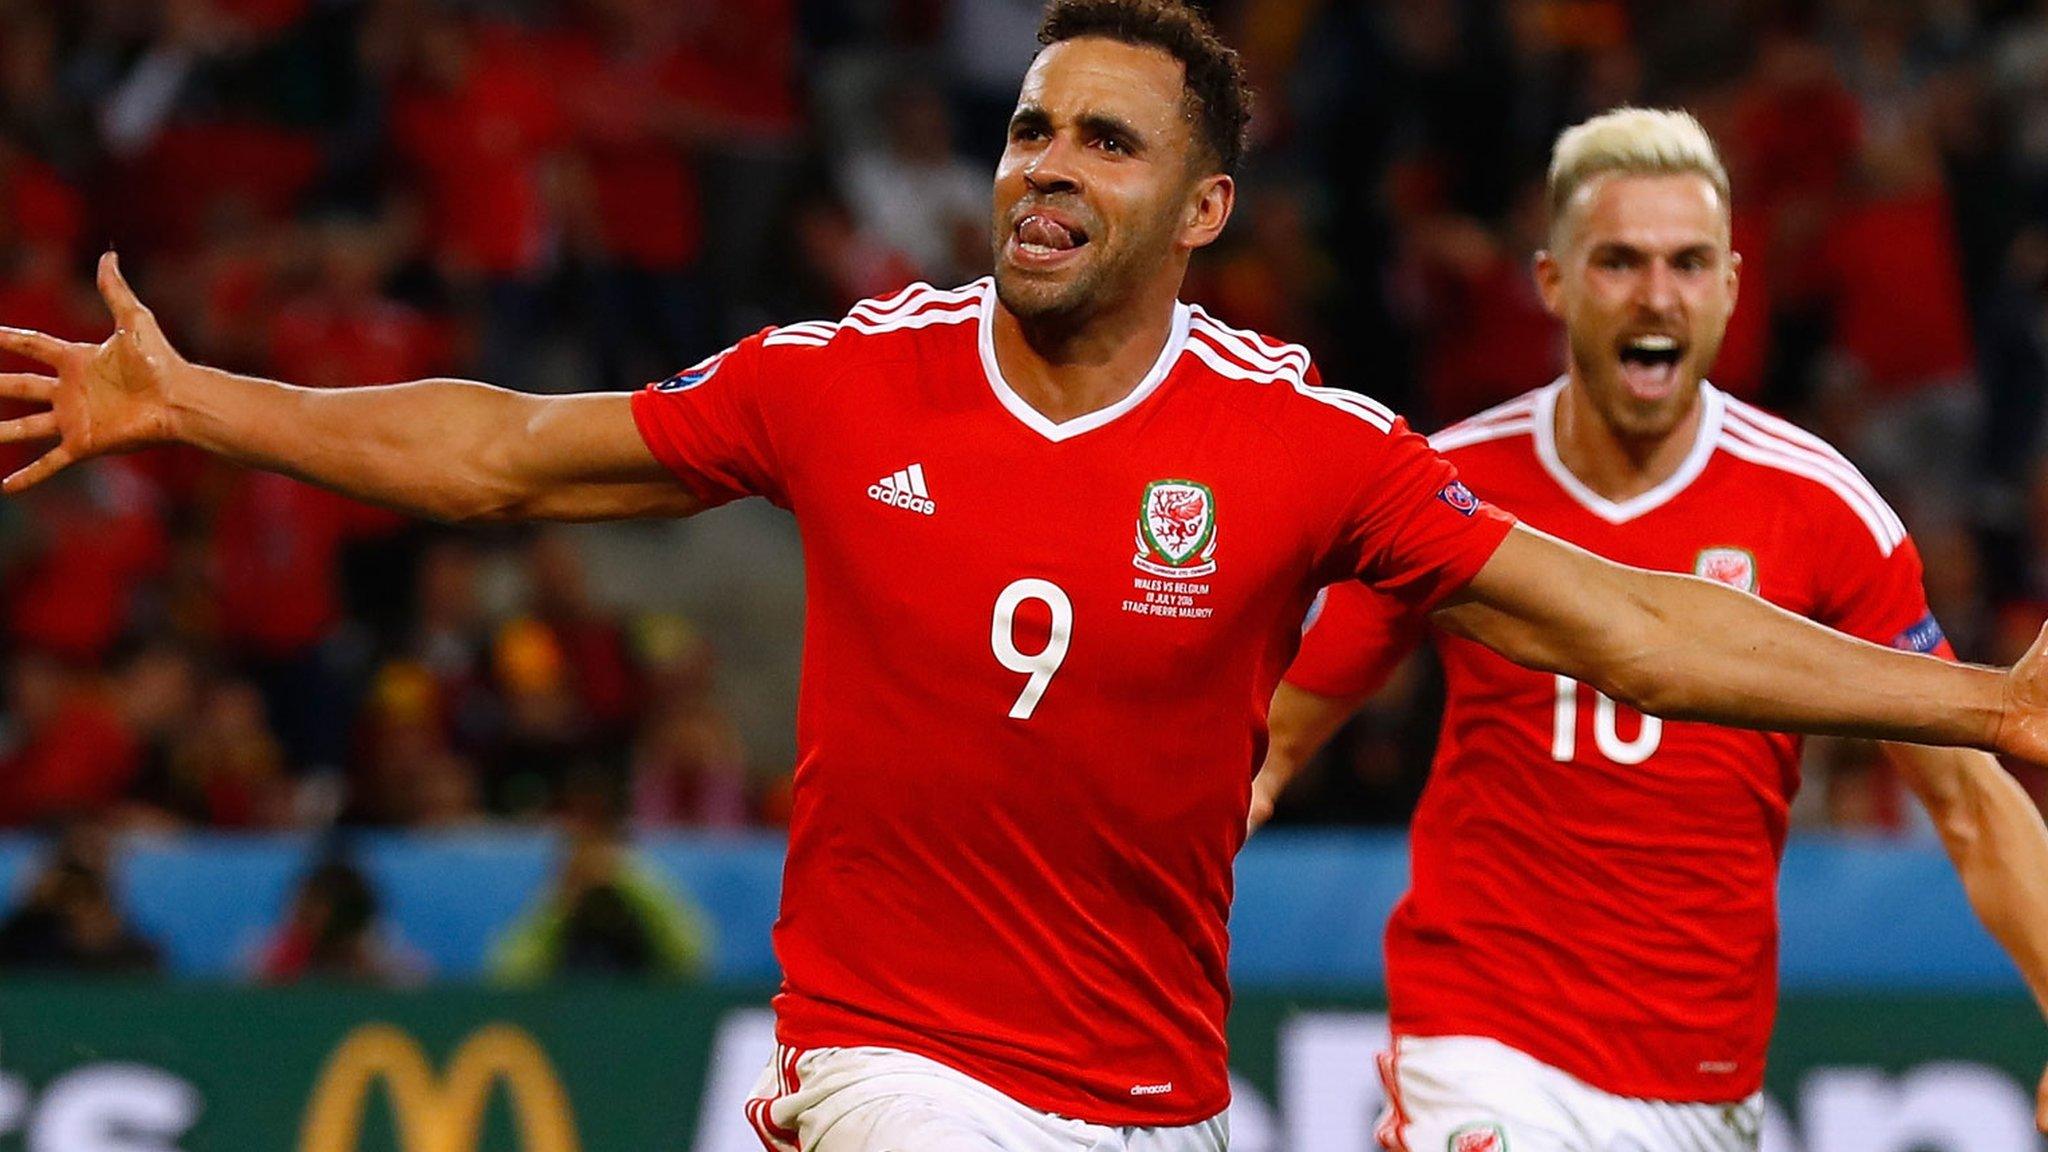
[654,347,734,392]
[1436,481,1479,516]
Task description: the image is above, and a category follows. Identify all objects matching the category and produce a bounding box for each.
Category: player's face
[1538,173,1740,441]
[991,37,1230,323]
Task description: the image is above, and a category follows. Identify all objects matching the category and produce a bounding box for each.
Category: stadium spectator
[519,529,642,759]
[0,459,168,662]
[0,651,141,828]
[249,852,428,984]
[629,615,747,830]
[386,8,563,391]
[552,0,712,390]
[487,804,710,981]
[0,821,159,973]
[838,78,990,286]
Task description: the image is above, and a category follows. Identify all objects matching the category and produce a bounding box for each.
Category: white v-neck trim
[1532,377,1725,523]
[975,280,1192,443]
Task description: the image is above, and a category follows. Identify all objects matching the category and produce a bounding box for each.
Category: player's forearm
[1450,529,2009,750]
[1253,684,1371,831]
[164,363,554,522]
[1893,745,2048,1017]
[1597,568,2006,749]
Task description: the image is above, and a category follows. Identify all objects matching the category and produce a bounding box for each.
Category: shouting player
[1256,109,2048,1151]
[4,6,2048,1149]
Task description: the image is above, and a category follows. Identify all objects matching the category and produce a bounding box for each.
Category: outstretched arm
[1438,526,2040,756]
[1885,742,2048,1132]
[0,253,698,523]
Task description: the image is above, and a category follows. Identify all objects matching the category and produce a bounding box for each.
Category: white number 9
[991,578,1074,720]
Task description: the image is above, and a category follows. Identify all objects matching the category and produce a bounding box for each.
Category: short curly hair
[1036,0,1253,176]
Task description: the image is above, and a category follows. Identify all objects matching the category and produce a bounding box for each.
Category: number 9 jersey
[630,280,1514,1126]
[1284,379,1953,1105]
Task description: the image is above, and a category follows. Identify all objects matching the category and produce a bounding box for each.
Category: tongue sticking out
[1018,216,1079,250]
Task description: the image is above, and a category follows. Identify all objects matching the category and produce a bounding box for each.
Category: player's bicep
[496,392,708,521]
[1434,524,1653,679]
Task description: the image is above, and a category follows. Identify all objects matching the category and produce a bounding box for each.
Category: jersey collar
[975,279,1193,443]
[1531,376,1726,524]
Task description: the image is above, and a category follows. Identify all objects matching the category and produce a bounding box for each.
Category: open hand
[0,252,186,492]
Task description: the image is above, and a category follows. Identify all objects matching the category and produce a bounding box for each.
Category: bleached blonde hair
[1547,107,1730,242]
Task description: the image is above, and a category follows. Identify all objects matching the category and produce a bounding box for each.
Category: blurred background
[0,0,2044,1149]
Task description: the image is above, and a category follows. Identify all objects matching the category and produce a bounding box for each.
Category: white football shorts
[743,1043,1228,1152]
[1376,1035,1763,1152]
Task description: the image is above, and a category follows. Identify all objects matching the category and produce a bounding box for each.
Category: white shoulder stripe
[1451,392,1542,431]
[762,300,981,347]
[1723,397,1904,525]
[1184,330,1306,384]
[763,321,837,346]
[850,282,981,324]
[1721,395,1842,456]
[1184,338,1393,431]
[1187,310,1311,372]
[1430,418,1533,453]
[853,281,924,315]
[1721,411,1906,542]
[840,301,979,335]
[1183,328,1399,428]
[1184,335,1301,386]
[1298,386,1395,431]
[1714,431,1904,554]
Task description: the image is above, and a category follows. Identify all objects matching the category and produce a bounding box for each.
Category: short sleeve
[629,332,790,509]
[1815,530,1956,661]
[1284,579,1428,700]
[1322,417,1516,611]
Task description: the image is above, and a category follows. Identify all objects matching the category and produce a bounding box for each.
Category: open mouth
[1011,213,1091,262]
[1616,333,1686,400]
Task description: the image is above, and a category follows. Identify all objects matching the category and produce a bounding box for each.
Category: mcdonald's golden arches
[300,1022,581,1152]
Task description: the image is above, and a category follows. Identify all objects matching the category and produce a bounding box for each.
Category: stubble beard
[993,256,1109,327]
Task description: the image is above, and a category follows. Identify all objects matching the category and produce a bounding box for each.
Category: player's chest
[791,420,1315,635]
[1493,478,1821,616]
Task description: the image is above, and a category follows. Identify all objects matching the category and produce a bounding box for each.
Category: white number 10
[1552,675,1663,764]
[992,579,1073,720]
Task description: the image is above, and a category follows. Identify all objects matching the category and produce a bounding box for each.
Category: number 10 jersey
[1285,379,1951,1104]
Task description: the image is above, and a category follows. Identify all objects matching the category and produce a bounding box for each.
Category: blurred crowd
[0,0,2043,849]
[0,806,712,982]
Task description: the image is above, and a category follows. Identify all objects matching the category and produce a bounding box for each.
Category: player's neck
[989,291,1179,423]
[1553,377,1703,502]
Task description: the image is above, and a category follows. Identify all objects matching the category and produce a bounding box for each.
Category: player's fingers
[0,326,76,369]
[1,445,74,494]
[0,412,58,444]
[0,372,56,403]
[97,250,153,331]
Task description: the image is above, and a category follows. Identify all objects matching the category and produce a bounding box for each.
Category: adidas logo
[867,464,936,515]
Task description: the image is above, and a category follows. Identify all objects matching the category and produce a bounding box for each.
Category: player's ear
[1725,248,1742,314]
[1182,173,1234,251]
[1534,248,1565,318]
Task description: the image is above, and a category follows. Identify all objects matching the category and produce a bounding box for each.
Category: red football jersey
[1286,379,1952,1102]
[632,281,1514,1124]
